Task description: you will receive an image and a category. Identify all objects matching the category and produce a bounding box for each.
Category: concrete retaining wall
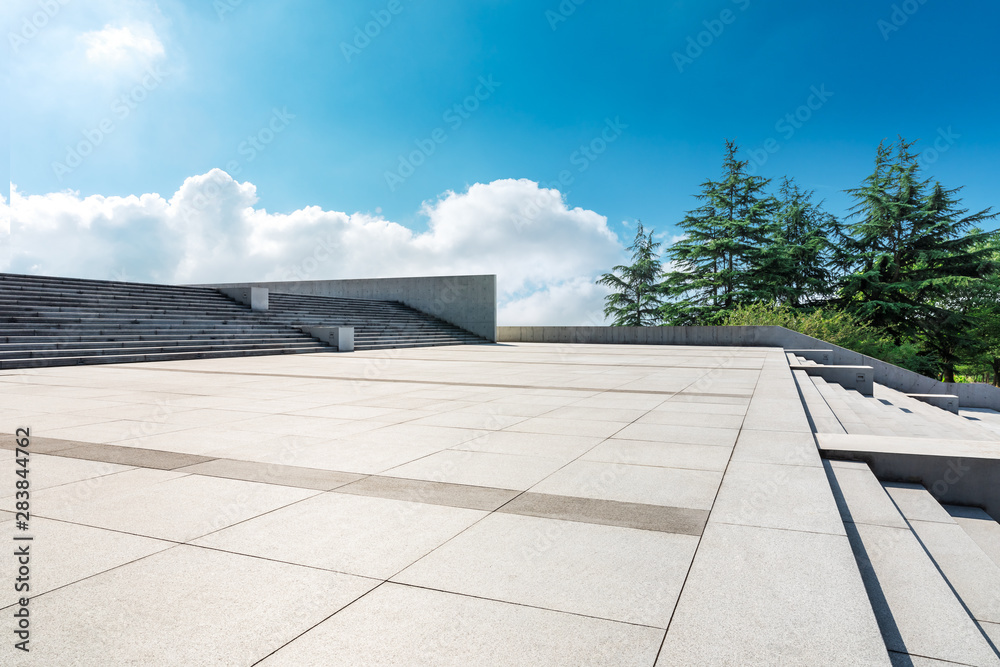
[205,275,497,342]
[497,325,1000,410]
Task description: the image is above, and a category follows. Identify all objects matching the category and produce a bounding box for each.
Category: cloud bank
[5,173,621,325]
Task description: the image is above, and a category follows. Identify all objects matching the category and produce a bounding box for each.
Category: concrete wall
[206,275,497,342]
[497,325,1000,410]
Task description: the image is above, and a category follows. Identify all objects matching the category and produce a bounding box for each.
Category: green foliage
[597,221,665,326]
[662,139,777,324]
[720,303,931,373]
[838,137,999,380]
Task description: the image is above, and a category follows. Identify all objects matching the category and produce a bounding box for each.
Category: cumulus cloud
[80,23,164,65]
[6,173,622,325]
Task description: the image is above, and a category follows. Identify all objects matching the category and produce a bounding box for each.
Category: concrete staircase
[264,292,487,350]
[789,352,999,441]
[0,272,487,369]
[826,459,1000,665]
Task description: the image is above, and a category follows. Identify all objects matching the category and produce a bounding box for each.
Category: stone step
[0,345,327,369]
[824,459,1000,666]
[884,482,1000,654]
[945,505,1000,570]
[792,369,846,434]
[0,340,326,360]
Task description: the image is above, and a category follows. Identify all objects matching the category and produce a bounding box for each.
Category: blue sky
[4,0,999,323]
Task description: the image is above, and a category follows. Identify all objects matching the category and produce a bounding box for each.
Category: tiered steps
[263,292,486,350]
[825,459,1000,665]
[0,272,488,368]
[0,273,328,368]
[789,351,1000,441]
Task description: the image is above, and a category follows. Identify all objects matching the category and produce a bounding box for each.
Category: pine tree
[597,222,665,326]
[755,177,838,307]
[662,140,777,324]
[839,137,999,379]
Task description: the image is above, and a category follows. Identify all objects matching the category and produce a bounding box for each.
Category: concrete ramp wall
[205,275,497,342]
[497,325,1000,410]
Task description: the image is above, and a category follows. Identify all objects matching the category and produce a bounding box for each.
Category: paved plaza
[0,343,934,664]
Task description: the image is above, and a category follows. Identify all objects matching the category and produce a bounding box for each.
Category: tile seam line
[370,361,728,608]
[884,487,1000,656]
[7,435,709,532]
[653,355,768,665]
[99,365,750,397]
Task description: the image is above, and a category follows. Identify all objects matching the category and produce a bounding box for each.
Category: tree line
[598,138,1000,384]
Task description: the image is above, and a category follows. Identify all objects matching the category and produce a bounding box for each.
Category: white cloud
[7,173,623,325]
[80,23,164,65]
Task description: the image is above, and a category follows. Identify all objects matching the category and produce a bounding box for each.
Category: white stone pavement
[0,343,887,666]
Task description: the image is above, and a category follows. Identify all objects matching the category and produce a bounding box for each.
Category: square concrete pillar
[218,286,268,311]
[301,326,354,352]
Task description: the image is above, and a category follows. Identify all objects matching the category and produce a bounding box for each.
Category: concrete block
[907,393,959,413]
[786,348,833,364]
[300,326,354,352]
[217,286,268,311]
[791,364,874,396]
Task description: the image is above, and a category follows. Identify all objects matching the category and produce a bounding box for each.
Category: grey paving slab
[33,468,319,542]
[650,401,747,416]
[613,422,740,447]
[710,460,846,535]
[336,475,519,511]
[531,459,722,510]
[742,398,813,433]
[385,450,565,490]
[0,453,134,497]
[541,405,650,423]
[635,410,745,429]
[393,512,699,627]
[259,583,664,667]
[55,442,215,470]
[581,438,732,472]
[451,430,603,460]
[3,545,377,666]
[945,504,1000,569]
[503,416,626,438]
[658,522,890,667]
[0,433,90,454]
[883,482,956,524]
[498,492,708,535]
[983,621,1000,654]
[906,518,1000,624]
[848,521,1000,666]
[194,492,485,579]
[0,517,172,609]
[730,429,821,467]
[176,457,364,490]
[824,460,909,529]
[888,653,973,667]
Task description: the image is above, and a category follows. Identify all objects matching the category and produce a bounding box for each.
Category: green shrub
[720,304,933,374]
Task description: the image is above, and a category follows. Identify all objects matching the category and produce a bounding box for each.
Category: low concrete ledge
[789,364,874,396]
[218,286,268,311]
[497,326,1000,410]
[785,348,833,365]
[818,433,1000,518]
[907,393,959,414]
[300,326,353,352]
